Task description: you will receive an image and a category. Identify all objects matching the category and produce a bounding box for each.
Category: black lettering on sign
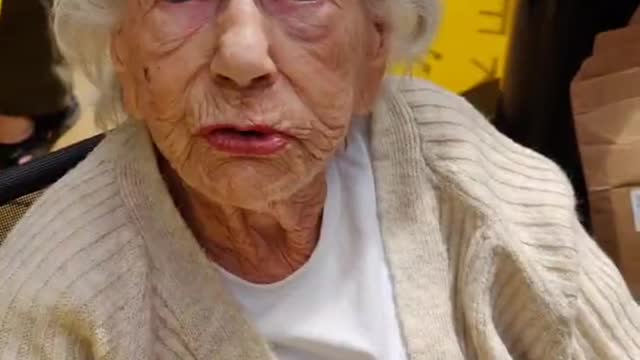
[471,57,499,80]
[421,50,443,75]
[478,0,511,36]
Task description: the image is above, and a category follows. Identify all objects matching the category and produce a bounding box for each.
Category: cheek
[118,57,189,125]
[272,28,364,123]
[120,10,219,123]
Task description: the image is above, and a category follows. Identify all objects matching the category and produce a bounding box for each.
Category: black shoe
[0,99,80,169]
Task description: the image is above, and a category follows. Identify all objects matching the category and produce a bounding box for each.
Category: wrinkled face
[111,0,389,208]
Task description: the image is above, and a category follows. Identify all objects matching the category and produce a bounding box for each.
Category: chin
[193,160,308,208]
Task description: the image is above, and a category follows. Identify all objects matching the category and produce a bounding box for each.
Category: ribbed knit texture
[0,78,638,359]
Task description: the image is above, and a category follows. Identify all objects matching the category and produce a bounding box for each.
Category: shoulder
[385,78,592,334]
[0,125,147,329]
[385,77,584,298]
[387,77,578,231]
[2,123,142,249]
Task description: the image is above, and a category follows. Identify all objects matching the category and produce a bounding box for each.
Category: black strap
[0,134,104,205]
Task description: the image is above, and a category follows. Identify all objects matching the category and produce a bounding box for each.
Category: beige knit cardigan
[0,78,638,359]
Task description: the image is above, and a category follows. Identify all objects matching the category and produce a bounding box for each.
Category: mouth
[199,125,290,156]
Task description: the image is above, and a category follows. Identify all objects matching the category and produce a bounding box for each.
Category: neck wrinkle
[160,155,326,284]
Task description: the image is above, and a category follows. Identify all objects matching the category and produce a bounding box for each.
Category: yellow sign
[396,0,517,94]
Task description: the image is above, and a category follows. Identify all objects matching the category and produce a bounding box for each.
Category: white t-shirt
[218,119,407,360]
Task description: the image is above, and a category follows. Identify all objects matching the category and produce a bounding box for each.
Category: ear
[109,26,145,120]
[369,17,391,70]
[354,18,391,115]
[110,27,128,73]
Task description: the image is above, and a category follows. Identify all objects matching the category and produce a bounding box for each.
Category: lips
[199,125,290,156]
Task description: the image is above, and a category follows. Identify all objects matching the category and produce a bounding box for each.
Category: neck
[161,160,326,284]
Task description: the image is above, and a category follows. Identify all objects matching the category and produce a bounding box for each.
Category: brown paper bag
[572,68,640,192]
[579,142,640,190]
[571,20,640,296]
[572,98,640,144]
[631,5,640,25]
[589,187,640,295]
[577,9,640,80]
[572,68,640,114]
[576,49,640,80]
[593,25,640,53]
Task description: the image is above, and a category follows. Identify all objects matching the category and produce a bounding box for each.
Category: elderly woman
[0,0,639,358]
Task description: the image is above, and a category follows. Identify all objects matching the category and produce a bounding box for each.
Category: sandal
[0,99,80,169]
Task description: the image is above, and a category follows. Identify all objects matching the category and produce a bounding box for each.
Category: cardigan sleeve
[571,219,640,359]
[0,275,93,360]
[0,244,94,359]
[0,310,93,360]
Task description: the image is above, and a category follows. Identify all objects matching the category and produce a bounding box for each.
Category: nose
[210,1,276,89]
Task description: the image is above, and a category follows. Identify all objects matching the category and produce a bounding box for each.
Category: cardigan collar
[115,80,467,359]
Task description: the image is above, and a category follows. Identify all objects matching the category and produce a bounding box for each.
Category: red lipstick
[199,125,290,156]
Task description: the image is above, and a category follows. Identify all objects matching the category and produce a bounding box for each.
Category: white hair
[51,0,442,129]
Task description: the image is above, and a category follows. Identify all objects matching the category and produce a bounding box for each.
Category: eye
[165,0,192,3]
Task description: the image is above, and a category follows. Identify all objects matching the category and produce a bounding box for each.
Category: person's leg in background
[0,0,77,168]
